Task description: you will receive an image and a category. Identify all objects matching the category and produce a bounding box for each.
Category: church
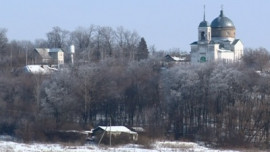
[190,8,244,63]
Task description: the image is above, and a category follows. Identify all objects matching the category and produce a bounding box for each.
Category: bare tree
[70,25,95,61]
[98,26,115,59]
[0,28,8,51]
[115,27,140,60]
[47,26,69,49]
[34,39,48,48]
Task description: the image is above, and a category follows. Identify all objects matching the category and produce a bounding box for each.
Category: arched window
[200,56,206,62]
[201,31,205,40]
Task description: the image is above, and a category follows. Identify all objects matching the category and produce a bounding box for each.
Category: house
[33,48,64,66]
[91,126,138,145]
[162,54,190,67]
[164,55,189,63]
[22,48,67,75]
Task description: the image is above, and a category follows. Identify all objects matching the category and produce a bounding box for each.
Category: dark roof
[199,20,210,27]
[190,41,198,45]
[209,41,217,44]
[35,48,63,59]
[211,10,235,28]
[165,55,174,62]
[232,39,240,45]
[35,48,51,59]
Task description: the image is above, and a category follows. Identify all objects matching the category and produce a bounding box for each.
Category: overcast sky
[0,0,269,51]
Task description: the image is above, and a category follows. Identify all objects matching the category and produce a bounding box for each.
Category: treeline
[0,25,270,148]
[0,25,154,73]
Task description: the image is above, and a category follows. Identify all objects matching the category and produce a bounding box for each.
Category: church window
[200,56,206,62]
[201,31,205,40]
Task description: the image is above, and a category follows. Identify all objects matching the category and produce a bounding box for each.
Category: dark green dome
[199,20,210,27]
[211,10,235,28]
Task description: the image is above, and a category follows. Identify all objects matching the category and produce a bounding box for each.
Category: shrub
[136,135,154,149]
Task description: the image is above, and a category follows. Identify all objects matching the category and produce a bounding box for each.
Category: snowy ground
[0,139,240,152]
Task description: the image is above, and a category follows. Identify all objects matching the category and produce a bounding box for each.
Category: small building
[164,55,178,62]
[163,54,190,67]
[33,48,64,66]
[92,126,138,145]
[164,55,189,63]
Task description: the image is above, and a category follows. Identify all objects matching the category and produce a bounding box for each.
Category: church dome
[199,20,210,27]
[211,9,236,40]
[211,10,235,28]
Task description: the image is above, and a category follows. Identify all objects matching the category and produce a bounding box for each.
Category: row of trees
[161,61,270,146]
[36,26,149,62]
[0,25,150,74]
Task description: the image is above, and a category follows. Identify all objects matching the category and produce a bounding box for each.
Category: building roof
[165,55,175,62]
[199,20,210,27]
[24,65,58,74]
[48,48,63,53]
[35,48,63,58]
[218,49,233,53]
[190,41,198,45]
[131,127,145,132]
[165,55,188,62]
[211,10,235,28]
[96,126,137,134]
[171,56,186,61]
[231,39,240,45]
[35,48,51,59]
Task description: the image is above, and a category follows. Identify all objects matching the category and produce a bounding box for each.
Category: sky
[0,0,269,52]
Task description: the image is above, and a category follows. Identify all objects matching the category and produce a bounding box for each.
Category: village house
[91,126,138,145]
[23,47,67,74]
[33,48,64,66]
[162,54,190,68]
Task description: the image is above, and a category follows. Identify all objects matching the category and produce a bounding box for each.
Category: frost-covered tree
[242,48,270,71]
[47,26,69,49]
[40,70,79,128]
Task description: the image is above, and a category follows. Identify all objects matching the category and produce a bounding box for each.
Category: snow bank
[0,140,240,152]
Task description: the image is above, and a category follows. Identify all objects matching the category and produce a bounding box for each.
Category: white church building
[190,8,244,63]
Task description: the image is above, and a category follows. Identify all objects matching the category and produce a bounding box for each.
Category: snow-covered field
[0,140,240,152]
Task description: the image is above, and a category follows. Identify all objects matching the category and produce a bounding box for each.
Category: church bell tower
[198,5,211,44]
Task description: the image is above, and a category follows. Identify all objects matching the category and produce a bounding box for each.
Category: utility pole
[10,47,13,69]
[84,74,87,125]
[25,46,28,66]
[110,117,112,147]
